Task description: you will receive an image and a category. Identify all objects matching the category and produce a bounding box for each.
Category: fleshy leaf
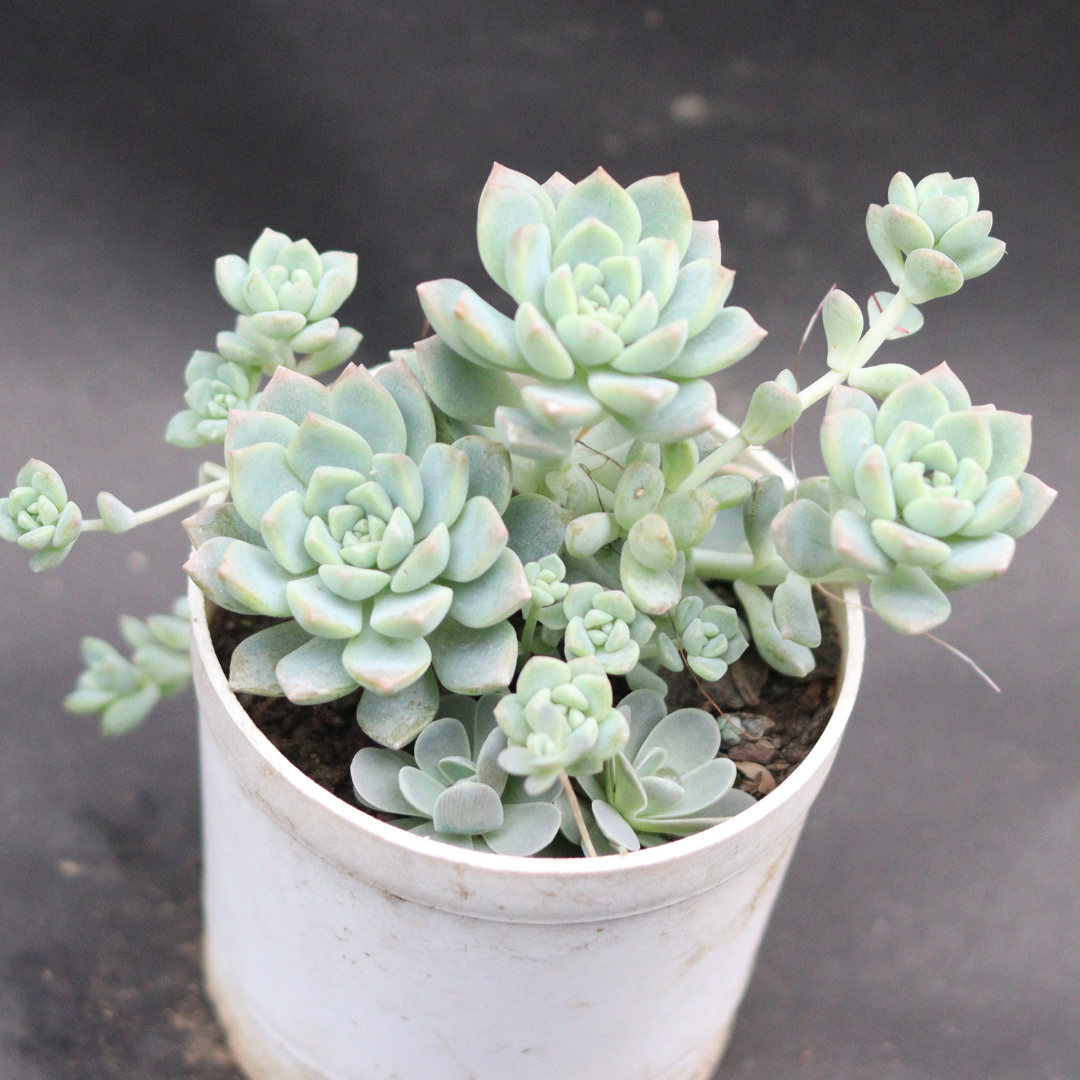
[229,620,313,696]
[350,748,416,815]
[428,620,518,695]
[869,564,951,634]
[448,549,532,628]
[276,636,359,704]
[342,624,432,695]
[330,366,408,455]
[356,668,440,749]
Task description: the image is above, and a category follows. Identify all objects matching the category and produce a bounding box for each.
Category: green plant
[350,694,561,855]
[1,169,1055,858]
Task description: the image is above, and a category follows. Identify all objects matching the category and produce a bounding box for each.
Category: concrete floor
[0,2,1076,1077]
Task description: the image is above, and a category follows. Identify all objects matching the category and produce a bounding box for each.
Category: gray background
[0,2,1076,1077]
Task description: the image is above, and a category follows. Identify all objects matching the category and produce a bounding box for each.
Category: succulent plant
[64,598,192,735]
[649,594,749,682]
[166,350,263,448]
[215,228,362,361]
[560,583,648,674]
[866,171,1005,305]
[562,446,741,617]
[494,655,630,794]
[0,162,1051,863]
[167,230,363,449]
[559,689,756,854]
[0,460,83,571]
[350,694,561,854]
[183,359,532,743]
[767,363,1056,634]
[414,165,766,461]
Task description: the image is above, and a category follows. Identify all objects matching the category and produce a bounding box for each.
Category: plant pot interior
[207,583,842,851]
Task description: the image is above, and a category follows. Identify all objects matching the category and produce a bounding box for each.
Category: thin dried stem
[680,647,728,719]
[788,283,837,481]
[813,585,1001,693]
[559,772,597,858]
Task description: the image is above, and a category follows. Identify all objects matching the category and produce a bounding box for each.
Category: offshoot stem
[81,476,231,533]
[519,605,539,657]
[678,290,912,492]
[560,772,597,858]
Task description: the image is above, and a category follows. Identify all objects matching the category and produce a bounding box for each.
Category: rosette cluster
[0,460,82,571]
[772,363,1056,634]
[415,165,766,459]
[495,656,630,794]
[184,360,531,707]
[866,171,1006,305]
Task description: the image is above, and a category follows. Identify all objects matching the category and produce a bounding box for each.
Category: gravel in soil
[209,586,842,811]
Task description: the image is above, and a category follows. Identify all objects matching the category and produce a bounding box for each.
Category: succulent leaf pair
[0,460,83,571]
[350,694,561,855]
[866,171,1005,305]
[183,359,531,722]
[558,689,755,854]
[64,598,192,735]
[415,165,767,460]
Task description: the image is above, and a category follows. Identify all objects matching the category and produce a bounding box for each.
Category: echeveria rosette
[560,689,755,854]
[350,696,561,855]
[648,594,749,682]
[0,460,83,571]
[770,363,1056,635]
[866,171,1006,306]
[183,359,532,735]
[536,582,655,676]
[494,655,630,794]
[215,228,361,355]
[64,598,192,735]
[415,165,767,459]
[166,350,263,448]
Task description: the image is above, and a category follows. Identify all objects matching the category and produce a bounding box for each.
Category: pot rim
[191,424,865,884]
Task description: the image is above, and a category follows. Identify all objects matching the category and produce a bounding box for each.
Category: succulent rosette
[866,171,1006,305]
[350,695,561,855]
[560,689,756,854]
[494,655,630,794]
[166,349,263,447]
[64,598,193,735]
[770,362,1056,634]
[183,359,532,734]
[414,165,766,460]
[0,459,83,571]
[214,228,362,360]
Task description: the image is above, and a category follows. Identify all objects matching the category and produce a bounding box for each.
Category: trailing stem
[81,476,230,532]
[679,290,913,492]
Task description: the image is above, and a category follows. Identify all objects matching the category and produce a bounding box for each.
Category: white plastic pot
[193,438,866,1080]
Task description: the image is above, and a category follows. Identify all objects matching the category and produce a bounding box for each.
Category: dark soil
[208,587,841,813]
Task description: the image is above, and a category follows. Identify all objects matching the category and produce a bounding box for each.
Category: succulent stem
[678,290,912,492]
[81,476,230,533]
[559,772,597,858]
[519,604,539,657]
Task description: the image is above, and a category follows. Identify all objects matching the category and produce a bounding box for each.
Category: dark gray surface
[0,2,1076,1077]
